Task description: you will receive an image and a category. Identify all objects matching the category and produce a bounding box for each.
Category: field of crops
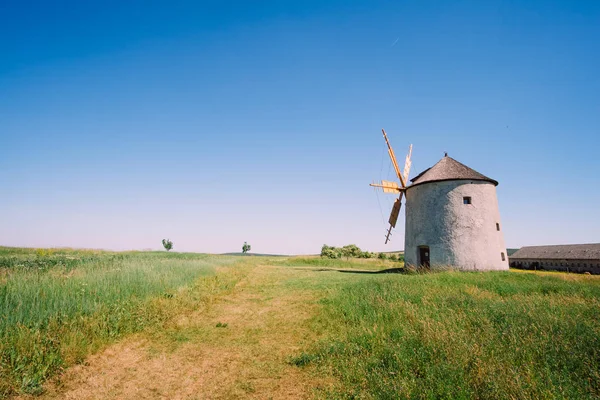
[1,247,599,399]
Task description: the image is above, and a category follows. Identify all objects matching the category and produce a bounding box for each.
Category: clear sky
[1,0,599,254]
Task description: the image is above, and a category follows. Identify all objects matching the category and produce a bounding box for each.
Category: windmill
[370,129,413,244]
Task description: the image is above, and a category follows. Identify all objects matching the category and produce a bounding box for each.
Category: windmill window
[496,223,500,231]
[463,196,472,205]
[501,252,506,261]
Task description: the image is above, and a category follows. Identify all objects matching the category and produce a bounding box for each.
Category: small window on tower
[501,252,506,261]
[463,196,472,205]
[496,223,500,231]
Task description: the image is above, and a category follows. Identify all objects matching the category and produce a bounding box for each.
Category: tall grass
[294,271,600,399]
[0,248,237,397]
[279,256,403,271]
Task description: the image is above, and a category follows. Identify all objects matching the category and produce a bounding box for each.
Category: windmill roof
[409,155,498,187]
[510,244,600,260]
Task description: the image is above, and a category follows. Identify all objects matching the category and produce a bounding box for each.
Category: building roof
[510,244,600,260]
[409,155,498,187]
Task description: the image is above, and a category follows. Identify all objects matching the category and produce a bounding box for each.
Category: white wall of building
[404,180,508,271]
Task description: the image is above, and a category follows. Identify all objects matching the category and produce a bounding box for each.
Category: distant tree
[377,252,387,260]
[320,244,342,259]
[162,239,173,251]
[358,251,374,259]
[342,244,362,260]
[242,242,251,254]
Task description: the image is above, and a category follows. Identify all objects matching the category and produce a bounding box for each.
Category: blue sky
[1,0,599,254]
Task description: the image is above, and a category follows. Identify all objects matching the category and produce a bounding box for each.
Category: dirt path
[30,265,329,400]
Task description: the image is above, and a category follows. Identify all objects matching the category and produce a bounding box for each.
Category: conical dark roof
[409,155,498,187]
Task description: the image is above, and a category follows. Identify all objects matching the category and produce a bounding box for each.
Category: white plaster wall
[404,180,508,270]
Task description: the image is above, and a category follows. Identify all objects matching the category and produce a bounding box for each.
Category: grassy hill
[1,247,599,398]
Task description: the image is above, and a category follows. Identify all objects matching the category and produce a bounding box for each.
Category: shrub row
[320,244,402,261]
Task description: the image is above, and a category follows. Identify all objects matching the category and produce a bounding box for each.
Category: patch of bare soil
[26,265,328,400]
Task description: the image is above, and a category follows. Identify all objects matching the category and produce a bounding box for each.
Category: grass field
[0,248,239,397]
[1,247,599,399]
[293,269,600,399]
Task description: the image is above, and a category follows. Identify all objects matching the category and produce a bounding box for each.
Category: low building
[509,243,600,274]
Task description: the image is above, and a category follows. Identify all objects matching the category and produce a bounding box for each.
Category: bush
[162,239,173,251]
[321,245,381,260]
[342,244,362,259]
[377,252,387,260]
[242,242,251,254]
[359,251,374,259]
[321,245,342,259]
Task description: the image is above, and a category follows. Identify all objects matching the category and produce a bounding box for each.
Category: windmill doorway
[418,246,430,269]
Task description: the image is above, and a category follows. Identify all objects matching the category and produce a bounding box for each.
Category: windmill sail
[370,129,413,244]
[382,129,406,187]
[381,180,400,193]
[388,193,403,228]
[403,144,413,184]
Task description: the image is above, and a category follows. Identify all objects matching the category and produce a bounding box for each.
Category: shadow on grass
[337,267,406,274]
[293,267,407,274]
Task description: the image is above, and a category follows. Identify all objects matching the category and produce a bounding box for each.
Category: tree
[242,242,251,254]
[359,251,374,259]
[342,244,362,260]
[321,244,342,259]
[162,239,173,251]
[377,252,387,260]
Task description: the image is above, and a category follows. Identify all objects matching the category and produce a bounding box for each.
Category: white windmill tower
[370,129,509,271]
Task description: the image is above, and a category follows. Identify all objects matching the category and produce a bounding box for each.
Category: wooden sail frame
[370,129,413,244]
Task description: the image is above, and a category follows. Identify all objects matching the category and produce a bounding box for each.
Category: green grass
[292,270,600,399]
[278,256,404,271]
[3,247,600,399]
[0,247,239,397]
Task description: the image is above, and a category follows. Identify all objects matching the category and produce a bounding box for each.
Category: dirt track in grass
[24,264,332,400]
